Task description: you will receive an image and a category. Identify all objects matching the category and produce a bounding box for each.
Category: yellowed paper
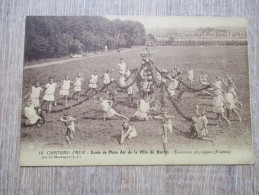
[20,16,253,166]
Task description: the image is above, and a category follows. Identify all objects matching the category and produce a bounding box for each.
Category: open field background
[21,46,252,152]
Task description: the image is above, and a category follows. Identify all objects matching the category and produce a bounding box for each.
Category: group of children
[23,58,129,114]
[23,53,244,146]
[24,73,85,113]
[208,74,243,126]
[22,58,135,145]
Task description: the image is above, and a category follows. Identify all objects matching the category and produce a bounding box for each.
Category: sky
[105,16,247,30]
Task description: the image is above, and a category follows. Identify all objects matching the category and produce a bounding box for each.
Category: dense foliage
[25,16,146,61]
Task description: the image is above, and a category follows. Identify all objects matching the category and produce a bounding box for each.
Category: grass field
[21,46,252,152]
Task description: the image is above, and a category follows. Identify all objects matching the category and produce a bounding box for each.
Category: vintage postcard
[20,16,253,166]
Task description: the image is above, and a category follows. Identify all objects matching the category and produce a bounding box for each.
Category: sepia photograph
[20,16,253,166]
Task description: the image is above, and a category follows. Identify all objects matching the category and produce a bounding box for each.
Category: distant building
[150,28,247,41]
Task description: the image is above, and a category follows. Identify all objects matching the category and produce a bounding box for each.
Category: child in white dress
[24,81,43,108]
[95,97,129,121]
[212,89,231,126]
[187,65,194,88]
[85,71,99,97]
[224,87,242,122]
[24,99,42,127]
[118,75,126,88]
[72,73,84,101]
[219,75,243,108]
[199,71,212,96]
[42,77,61,113]
[58,75,71,107]
[118,58,127,76]
[131,96,154,121]
[100,70,113,92]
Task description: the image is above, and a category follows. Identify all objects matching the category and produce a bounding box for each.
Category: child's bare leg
[221,113,231,126]
[233,108,242,122]
[217,113,221,125]
[205,128,208,136]
[120,131,125,144]
[114,113,129,121]
[66,139,70,146]
[163,127,168,144]
[48,102,52,113]
[41,100,46,109]
[227,109,230,119]
[236,100,243,108]
[54,99,57,106]
[64,96,68,107]
[169,126,173,134]
[201,137,215,142]
[161,134,165,143]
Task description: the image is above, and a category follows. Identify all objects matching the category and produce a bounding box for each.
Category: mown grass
[21,46,252,151]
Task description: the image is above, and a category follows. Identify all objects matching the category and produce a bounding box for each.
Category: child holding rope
[72,72,84,101]
[187,65,194,88]
[58,75,72,107]
[85,70,99,97]
[154,110,174,144]
[100,69,114,92]
[23,81,43,108]
[42,77,62,113]
[212,89,231,126]
[224,87,242,122]
[60,112,76,146]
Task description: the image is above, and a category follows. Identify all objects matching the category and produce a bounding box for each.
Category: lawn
[21,45,252,153]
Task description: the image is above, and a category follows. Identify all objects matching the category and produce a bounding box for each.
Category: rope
[42,68,141,113]
[178,80,211,92]
[152,64,194,121]
[165,89,192,122]
[42,95,91,113]
[41,62,208,118]
[118,66,144,91]
[153,64,211,92]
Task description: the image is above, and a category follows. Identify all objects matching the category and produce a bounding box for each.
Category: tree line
[24,16,148,61]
